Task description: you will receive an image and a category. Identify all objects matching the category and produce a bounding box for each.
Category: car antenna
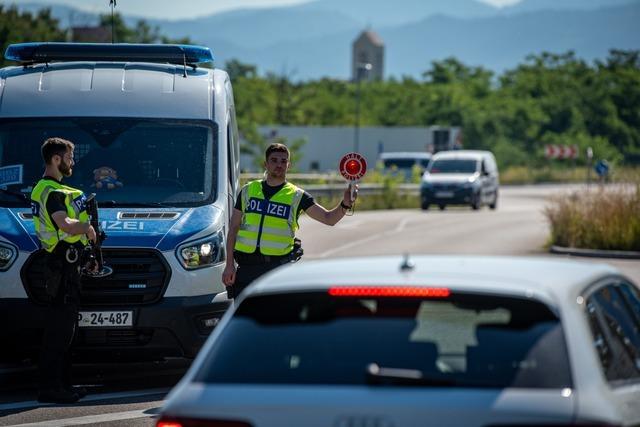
[400,253,414,272]
[109,0,117,44]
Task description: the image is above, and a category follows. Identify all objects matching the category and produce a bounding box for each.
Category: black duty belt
[234,251,291,265]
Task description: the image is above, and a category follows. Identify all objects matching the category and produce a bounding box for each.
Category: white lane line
[318,216,413,258]
[7,407,161,426]
[319,233,384,258]
[394,216,412,233]
[0,387,169,412]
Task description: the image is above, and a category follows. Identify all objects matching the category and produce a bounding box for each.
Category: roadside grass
[544,183,640,251]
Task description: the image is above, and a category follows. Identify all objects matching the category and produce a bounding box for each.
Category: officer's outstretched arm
[306,202,347,226]
[305,184,357,226]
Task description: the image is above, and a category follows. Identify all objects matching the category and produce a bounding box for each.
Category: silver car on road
[159,256,640,427]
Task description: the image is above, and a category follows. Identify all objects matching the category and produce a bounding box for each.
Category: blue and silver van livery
[0,43,240,361]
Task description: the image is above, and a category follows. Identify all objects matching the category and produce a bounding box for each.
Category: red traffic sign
[339,152,367,181]
[545,144,579,159]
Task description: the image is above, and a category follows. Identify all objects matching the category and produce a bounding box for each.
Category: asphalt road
[1,183,638,426]
[298,184,640,284]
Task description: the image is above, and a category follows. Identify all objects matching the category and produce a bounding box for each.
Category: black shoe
[37,388,80,404]
[68,386,88,399]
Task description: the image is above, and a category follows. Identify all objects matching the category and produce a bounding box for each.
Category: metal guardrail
[307,183,420,197]
[240,173,420,197]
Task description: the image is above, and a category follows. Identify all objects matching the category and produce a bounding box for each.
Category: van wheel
[438,204,446,211]
[421,201,430,211]
[489,192,498,210]
[471,193,481,210]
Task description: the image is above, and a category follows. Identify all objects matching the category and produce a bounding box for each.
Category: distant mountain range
[11,0,640,79]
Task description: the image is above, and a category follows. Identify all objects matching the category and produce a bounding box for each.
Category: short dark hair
[265,143,289,162]
[42,137,74,165]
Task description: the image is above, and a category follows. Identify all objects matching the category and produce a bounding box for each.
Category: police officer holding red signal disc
[222,143,357,298]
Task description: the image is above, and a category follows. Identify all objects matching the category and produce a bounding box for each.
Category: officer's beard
[58,161,73,177]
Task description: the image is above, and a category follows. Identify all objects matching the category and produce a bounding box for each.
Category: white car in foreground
[158,256,640,427]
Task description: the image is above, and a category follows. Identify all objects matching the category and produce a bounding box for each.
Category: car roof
[247,255,620,308]
[379,152,432,159]
[0,62,227,120]
[432,150,492,160]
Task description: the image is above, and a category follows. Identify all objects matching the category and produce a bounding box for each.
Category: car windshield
[429,159,477,174]
[0,118,217,207]
[195,292,572,389]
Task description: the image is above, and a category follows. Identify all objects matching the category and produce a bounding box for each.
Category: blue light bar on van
[5,43,214,65]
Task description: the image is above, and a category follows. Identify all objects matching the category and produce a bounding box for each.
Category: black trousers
[227,255,291,299]
[39,247,81,391]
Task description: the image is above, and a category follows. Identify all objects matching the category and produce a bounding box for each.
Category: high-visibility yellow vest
[235,180,304,256]
[30,179,89,253]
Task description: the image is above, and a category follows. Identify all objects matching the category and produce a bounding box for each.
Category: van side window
[586,283,640,383]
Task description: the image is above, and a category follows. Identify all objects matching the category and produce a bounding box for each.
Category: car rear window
[194,292,572,389]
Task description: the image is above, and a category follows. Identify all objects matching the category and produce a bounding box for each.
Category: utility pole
[354,62,371,153]
[109,0,117,44]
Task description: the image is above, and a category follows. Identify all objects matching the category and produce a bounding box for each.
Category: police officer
[222,143,357,298]
[31,137,96,404]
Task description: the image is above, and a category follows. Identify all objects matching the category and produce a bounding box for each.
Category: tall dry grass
[545,184,640,251]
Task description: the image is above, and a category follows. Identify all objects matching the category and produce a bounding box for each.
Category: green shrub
[544,184,640,251]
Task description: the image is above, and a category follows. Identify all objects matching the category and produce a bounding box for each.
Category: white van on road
[420,150,499,211]
[0,43,240,361]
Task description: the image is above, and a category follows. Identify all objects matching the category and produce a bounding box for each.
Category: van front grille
[118,212,180,220]
[21,248,171,306]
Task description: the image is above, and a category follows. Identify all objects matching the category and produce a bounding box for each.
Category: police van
[0,43,239,361]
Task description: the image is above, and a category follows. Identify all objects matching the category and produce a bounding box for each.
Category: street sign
[339,152,367,181]
[595,160,610,177]
[545,144,579,159]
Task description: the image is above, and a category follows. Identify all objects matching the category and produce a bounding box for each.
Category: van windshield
[0,118,217,207]
[429,159,477,174]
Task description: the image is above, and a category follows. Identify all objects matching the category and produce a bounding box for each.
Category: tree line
[1,6,638,170]
[230,51,640,169]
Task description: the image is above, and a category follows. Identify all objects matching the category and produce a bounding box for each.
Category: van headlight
[0,242,17,271]
[463,177,478,189]
[176,231,225,270]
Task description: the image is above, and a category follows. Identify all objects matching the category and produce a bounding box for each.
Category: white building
[241,126,462,172]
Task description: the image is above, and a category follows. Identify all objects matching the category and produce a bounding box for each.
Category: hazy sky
[7,0,522,20]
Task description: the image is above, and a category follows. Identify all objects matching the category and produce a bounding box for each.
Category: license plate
[435,191,454,198]
[78,311,133,327]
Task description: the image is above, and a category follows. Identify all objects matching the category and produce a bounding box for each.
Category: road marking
[318,216,413,258]
[394,216,412,233]
[0,387,169,412]
[7,407,161,426]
